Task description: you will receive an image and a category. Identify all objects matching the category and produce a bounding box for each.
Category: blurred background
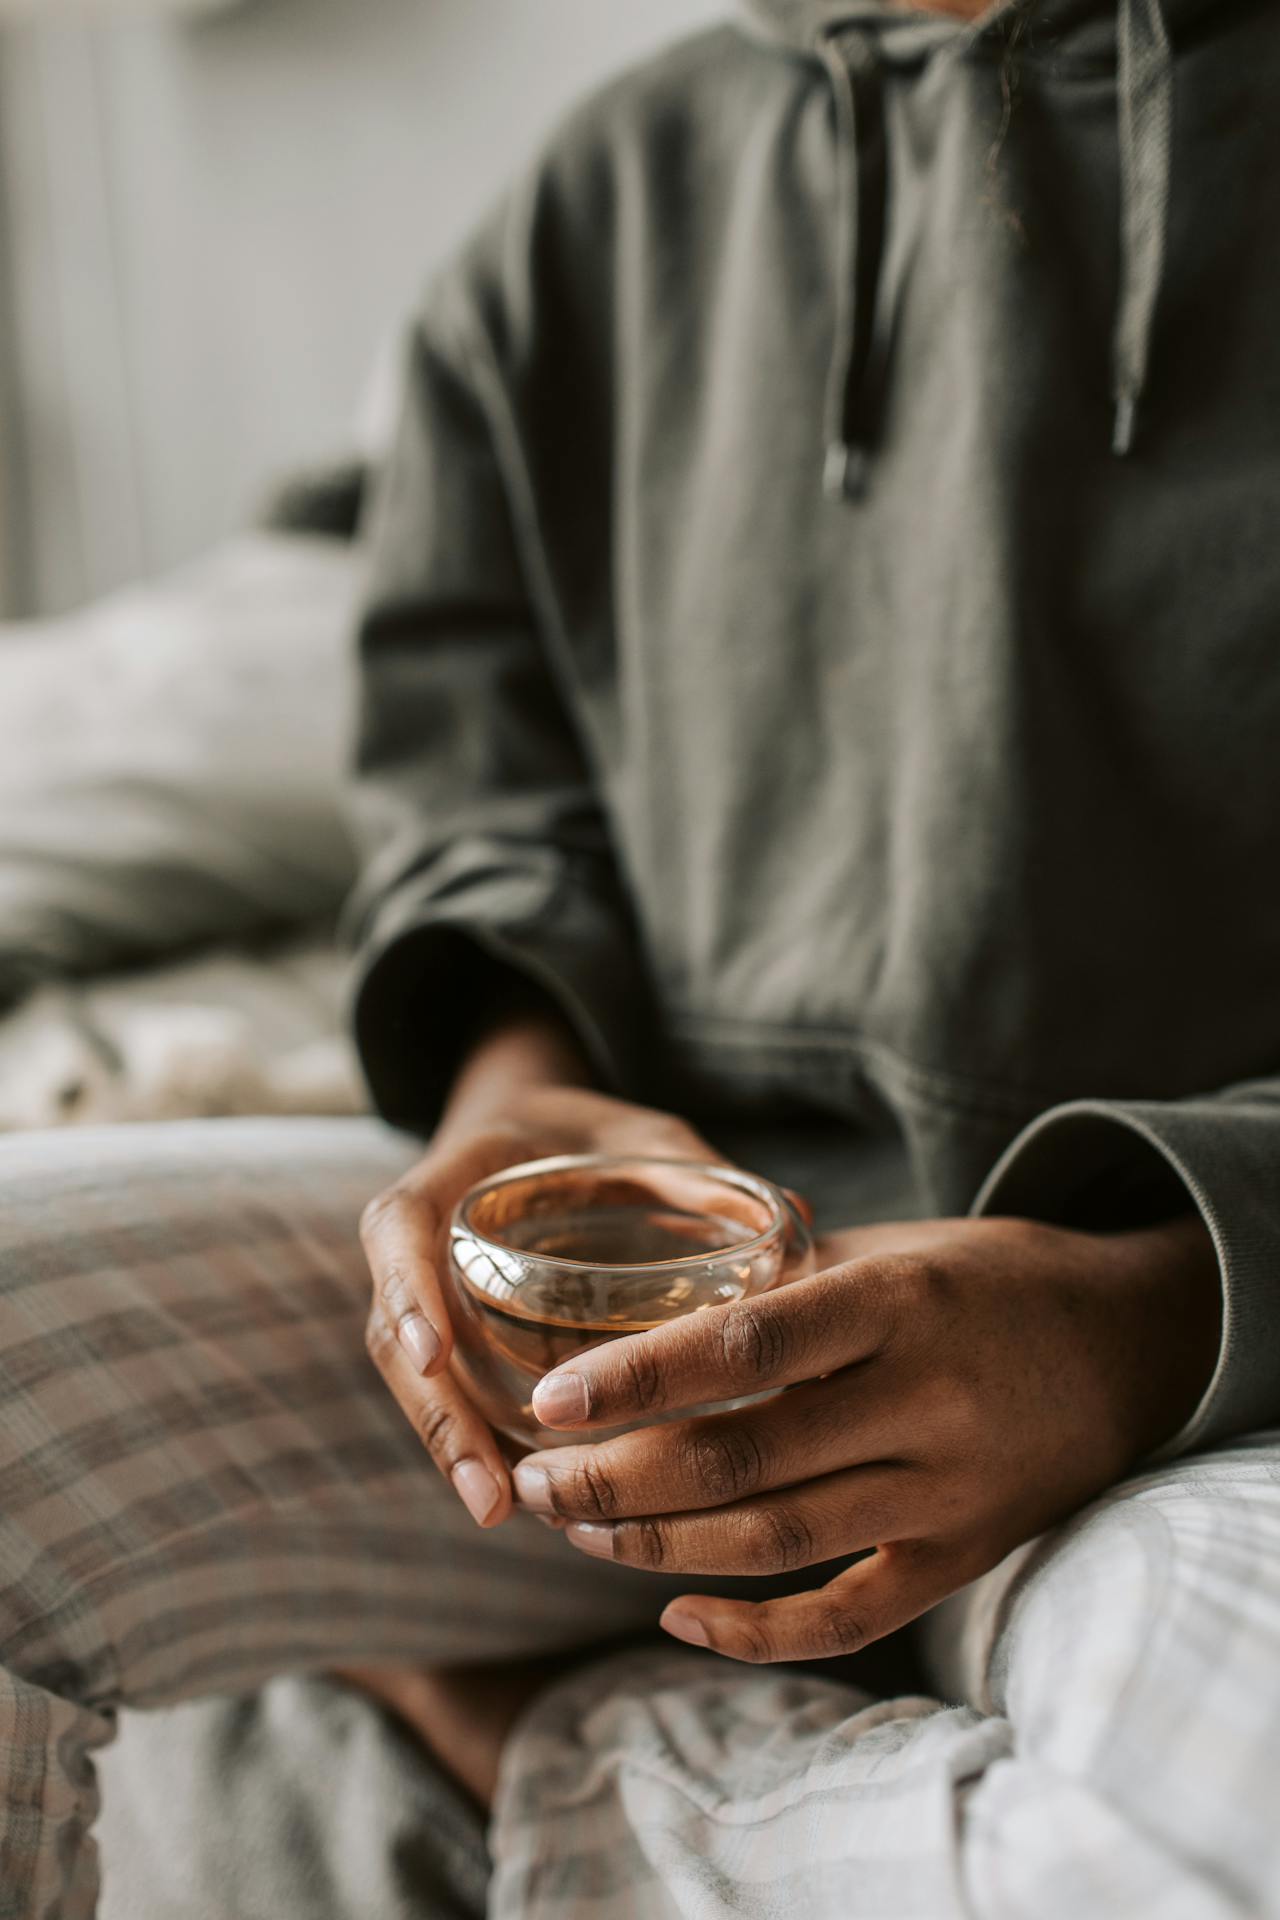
[0,0,722,1133]
[0,0,722,619]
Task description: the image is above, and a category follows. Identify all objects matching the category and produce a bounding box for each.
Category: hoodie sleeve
[971,1081,1280,1456]
[343,308,648,1133]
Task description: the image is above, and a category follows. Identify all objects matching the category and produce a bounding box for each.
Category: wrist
[437,995,596,1146]
[1111,1212,1221,1457]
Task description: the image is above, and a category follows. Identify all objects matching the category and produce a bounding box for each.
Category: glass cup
[445,1153,815,1450]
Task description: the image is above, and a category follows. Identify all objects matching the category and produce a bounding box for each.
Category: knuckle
[620,1516,668,1570]
[752,1503,816,1573]
[566,1458,620,1521]
[618,1339,663,1414]
[376,1263,416,1319]
[718,1299,789,1385]
[358,1187,403,1247]
[874,1254,945,1348]
[729,1615,777,1665]
[364,1313,397,1369]
[685,1423,768,1503]
[897,1254,949,1313]
[416,1400,460,1464]
[808,1597,869,1658]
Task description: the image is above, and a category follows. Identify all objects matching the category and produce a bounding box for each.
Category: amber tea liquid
[450,1200,761,1439]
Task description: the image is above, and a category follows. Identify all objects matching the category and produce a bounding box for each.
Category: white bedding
[0,937,366,1131]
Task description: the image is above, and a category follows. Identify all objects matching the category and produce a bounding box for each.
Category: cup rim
[451,1152,786,1275]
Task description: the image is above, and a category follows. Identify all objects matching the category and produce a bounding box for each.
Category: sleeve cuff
[349,870,650,1134]
[972,1097,1279,1458]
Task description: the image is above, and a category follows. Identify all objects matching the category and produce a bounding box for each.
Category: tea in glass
[445,1155,810,1448]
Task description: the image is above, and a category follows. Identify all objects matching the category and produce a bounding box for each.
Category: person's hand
[509,1212,1222,1662]
[358,1006,728,1530]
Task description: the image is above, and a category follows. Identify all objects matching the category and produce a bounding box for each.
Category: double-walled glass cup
[446,1154,814,1450]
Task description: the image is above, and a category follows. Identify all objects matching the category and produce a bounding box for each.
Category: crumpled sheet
[0,937,365,1132]
[98,1678,489,1920]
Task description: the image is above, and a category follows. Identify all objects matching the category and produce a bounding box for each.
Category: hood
[737,0,1177,488]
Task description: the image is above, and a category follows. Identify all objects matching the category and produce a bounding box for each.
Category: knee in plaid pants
[2,1119,1278,1919]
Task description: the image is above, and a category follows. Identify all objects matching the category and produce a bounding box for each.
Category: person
[2,0,1279,1915]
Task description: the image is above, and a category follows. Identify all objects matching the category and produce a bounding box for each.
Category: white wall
[0,0,725,615]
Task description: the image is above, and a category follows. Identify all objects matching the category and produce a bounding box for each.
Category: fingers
[593,1104,726,1165]
[360,1129,538,1379]
[658,1540,960,1663]
[361,1130,541,1524]
[546,1461,913,1577]
[520,1088,725,1166]
[531,1262,895,1431]
[360,1183,451,1377]
[512,1369,897,1521]
[365,1304,513,1526]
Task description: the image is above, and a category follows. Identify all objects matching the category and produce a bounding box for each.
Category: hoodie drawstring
[1112,0,1173,455]
[813,0,1173,498]
[817,26,887,500]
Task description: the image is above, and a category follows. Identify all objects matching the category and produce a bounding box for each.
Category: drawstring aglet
[1112,390,1138,458]
[823,441,869,501]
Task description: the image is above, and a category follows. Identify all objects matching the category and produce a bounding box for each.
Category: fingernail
[660,1607,710,1648]
[532,1370,590,1427]
[451,1458,501,1526]
[565,1521,615,1560]
[398,1313,440,1375]
[512,1461,555,1513]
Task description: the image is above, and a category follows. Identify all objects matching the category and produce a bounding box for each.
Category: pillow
[0,532,361,1005]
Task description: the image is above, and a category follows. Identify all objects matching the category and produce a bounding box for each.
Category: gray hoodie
[348,0,1280,1457]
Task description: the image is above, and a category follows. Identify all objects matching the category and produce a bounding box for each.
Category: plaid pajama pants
[1,1119,1278,1920]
